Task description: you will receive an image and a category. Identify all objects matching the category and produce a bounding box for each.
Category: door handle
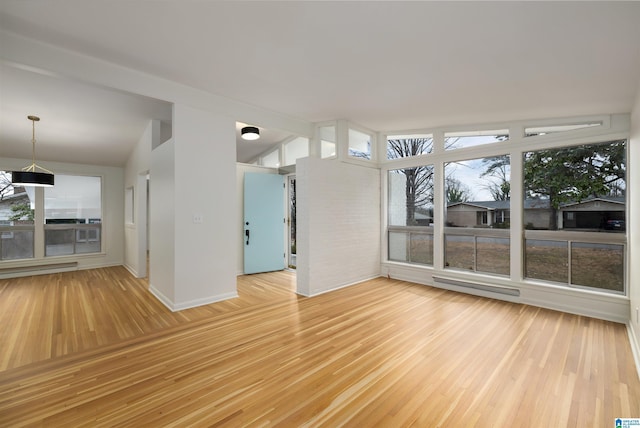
[245,229,250,245]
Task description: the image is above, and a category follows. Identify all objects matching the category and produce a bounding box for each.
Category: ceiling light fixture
[11,115,55,187]
[241,126,260,141]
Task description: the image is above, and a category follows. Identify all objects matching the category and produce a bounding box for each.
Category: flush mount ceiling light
[241,126,260,141]
[11,115,55,187]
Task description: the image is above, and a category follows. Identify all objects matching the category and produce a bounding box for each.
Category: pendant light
[11,115,55,187]
[241,126,260,140]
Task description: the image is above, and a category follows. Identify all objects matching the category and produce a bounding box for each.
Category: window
[384,116,628,298]
[444,155,510,275]
[525,240,568,283]
[524,122,601,137]
[387,134,433,160]
[445,129,509,150]
[283,137,309,166]
[0,172,103,261]
[319,125,337,159]
[348,128,372,160]
[523,140,626,292]
[0,172,34,260]
[523,141,625,232]
[444,156,511,228]
[479,211,488,225]
[262,150,280,168]
[388,166,434,265]
[125,186,134,224]
[571,242,624,292]
[389,231,433,265]
[44,175,102,256]
[389,166,434,227]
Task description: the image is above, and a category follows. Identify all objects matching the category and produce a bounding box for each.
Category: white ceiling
[1,1,640,167]
[0,64,173,166]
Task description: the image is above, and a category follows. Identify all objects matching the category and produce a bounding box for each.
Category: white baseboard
[149,284,174,311]
[148,284,238,312]
[382,262,630,323]
[172,292,238,311]
[123,263,141,278]
[628,322,640,381]
[303,274,381,298]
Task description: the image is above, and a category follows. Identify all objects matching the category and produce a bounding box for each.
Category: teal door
[244,172,285,274]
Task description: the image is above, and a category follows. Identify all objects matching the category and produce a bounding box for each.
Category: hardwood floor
[0,266,296,371]
[0,267,639,426]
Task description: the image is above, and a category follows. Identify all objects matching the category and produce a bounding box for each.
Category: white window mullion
[509,149,524,282]
[433,161,445,270]
[33,186,45,259]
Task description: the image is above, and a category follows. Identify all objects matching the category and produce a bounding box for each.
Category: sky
[445,157,509,201]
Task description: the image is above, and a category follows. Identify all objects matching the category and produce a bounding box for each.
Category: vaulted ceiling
[1,1,640,166]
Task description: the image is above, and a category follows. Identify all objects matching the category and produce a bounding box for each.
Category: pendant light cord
[30,117,36,169]
[23,115,53,174]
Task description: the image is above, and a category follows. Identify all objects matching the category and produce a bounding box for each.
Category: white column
[150,103,238,310]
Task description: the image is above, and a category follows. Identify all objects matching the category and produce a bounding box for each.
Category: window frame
[0,171,106,263]
[346,124,376,163]
[380,114,628,296]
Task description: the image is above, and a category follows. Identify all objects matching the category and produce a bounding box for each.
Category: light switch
[193,214,203,224]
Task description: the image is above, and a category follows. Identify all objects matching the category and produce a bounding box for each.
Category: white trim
[172,292,239,312]
[627,322,640,381]
[521,284,628,324]
[149,284,174,311]
[378,114,629,169]
[313,120,339,160]
[382,262,630,323]
[345,121,377,163]
[123,263,141,278]
[0,260,124,280]
[302,274,381,298]
[522,115,610,138]
[149,284,238,312]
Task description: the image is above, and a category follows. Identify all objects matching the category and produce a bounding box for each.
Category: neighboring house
[414,208,433,226]
[446,200,512,228]
[0,190,32,258]
[559,197,625,230]
[0,190,31,224]
[446,196,624,230]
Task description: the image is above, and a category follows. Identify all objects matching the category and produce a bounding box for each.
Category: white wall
[2,30,314,307]
[173,104,237,307]
[149,104,237,311]
[0,157,124,276]
[149,137,176,304]
[124,119,159,277]
[296,157,381,296]
[235,163,280,275]
[629,84,640,368]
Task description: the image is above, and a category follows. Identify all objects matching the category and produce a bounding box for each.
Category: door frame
[285,173,296,269]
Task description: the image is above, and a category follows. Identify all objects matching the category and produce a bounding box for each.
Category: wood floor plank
[0,267,639,426]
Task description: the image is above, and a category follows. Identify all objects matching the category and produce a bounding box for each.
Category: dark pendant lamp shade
[241,126,260,140]
[11,171,55,187]
[11,115,55,187]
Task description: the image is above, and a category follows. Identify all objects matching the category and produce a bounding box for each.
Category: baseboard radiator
[0,261,78,276]
[433,276,520,297]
